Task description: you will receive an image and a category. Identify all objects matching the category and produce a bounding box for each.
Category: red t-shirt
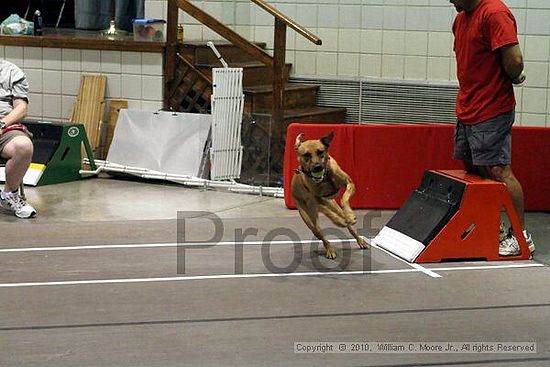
[453,0,518,124]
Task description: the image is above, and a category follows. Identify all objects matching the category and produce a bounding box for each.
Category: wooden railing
[250,0,321,125]
[165,0,322,125]
[250,0,321,46]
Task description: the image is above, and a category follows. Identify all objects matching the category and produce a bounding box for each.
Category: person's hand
[512,70,526,85]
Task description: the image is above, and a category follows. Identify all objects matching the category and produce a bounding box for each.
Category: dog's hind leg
[296,201,337,259]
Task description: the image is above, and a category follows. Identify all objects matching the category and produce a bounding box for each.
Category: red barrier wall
[284,123,550,211]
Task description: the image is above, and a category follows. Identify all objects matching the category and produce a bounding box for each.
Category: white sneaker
[0,191,36,218]
[499,236,519,256]
[499,228,535,256]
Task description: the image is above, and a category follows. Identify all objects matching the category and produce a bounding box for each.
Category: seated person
[0,59,36,218]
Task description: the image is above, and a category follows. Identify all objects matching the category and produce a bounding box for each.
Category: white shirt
[0,60,29,117]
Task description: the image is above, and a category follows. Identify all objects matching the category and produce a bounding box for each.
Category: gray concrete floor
[0,176,549,367]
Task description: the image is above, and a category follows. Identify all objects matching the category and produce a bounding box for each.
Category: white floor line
[408,263,442,278]
[0,243,179,252]
[2,240,541,280]
[0,238,442,278]
[0,269,418,288]
[367,239,442,278]
[0,262,543,288]
[0,239,359,253]
[431,263,545,272]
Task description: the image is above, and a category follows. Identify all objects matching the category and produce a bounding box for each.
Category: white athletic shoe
[0,191,36,218]
[499,228,535,256]
[499,235,520,256]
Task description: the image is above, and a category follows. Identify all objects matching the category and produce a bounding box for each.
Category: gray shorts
[0,129,33,156]
[453,110,514,166]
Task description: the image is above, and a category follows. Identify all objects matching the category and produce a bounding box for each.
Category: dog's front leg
[296,201,337,259]
[347,224,368,249]
[341,182,357,225]
[318,200,347,227]
[320,199,367,250]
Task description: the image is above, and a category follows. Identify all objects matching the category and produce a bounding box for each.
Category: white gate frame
[208,41,244,181]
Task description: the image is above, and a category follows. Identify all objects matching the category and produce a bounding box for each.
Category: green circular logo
[67,126,80,138]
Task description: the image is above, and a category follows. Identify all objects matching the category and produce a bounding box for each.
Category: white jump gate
[208,42,244,180]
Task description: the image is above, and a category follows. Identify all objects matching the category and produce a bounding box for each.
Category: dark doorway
[0,1,75,28]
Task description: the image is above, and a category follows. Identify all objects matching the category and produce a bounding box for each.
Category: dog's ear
[320,131,334,148]
[294,133,305,151]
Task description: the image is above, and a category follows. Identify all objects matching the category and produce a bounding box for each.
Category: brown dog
[291,132,367,259]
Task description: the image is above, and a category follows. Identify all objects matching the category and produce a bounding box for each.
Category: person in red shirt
[450,0,534,256]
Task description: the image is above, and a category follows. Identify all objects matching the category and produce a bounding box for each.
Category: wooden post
[272,18,287,129]
[270,18,287,183]
[164,0,179,110]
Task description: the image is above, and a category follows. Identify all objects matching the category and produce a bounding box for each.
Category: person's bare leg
[487,164,525,228]
[1,136,33,193]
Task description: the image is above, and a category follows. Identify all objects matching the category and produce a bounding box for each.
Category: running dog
[291,132,367,259]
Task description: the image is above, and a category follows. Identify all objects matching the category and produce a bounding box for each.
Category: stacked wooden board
[71,75,107,151]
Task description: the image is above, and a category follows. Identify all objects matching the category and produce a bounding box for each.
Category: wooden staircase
[170,41,346,185]
[165,1,346,186]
